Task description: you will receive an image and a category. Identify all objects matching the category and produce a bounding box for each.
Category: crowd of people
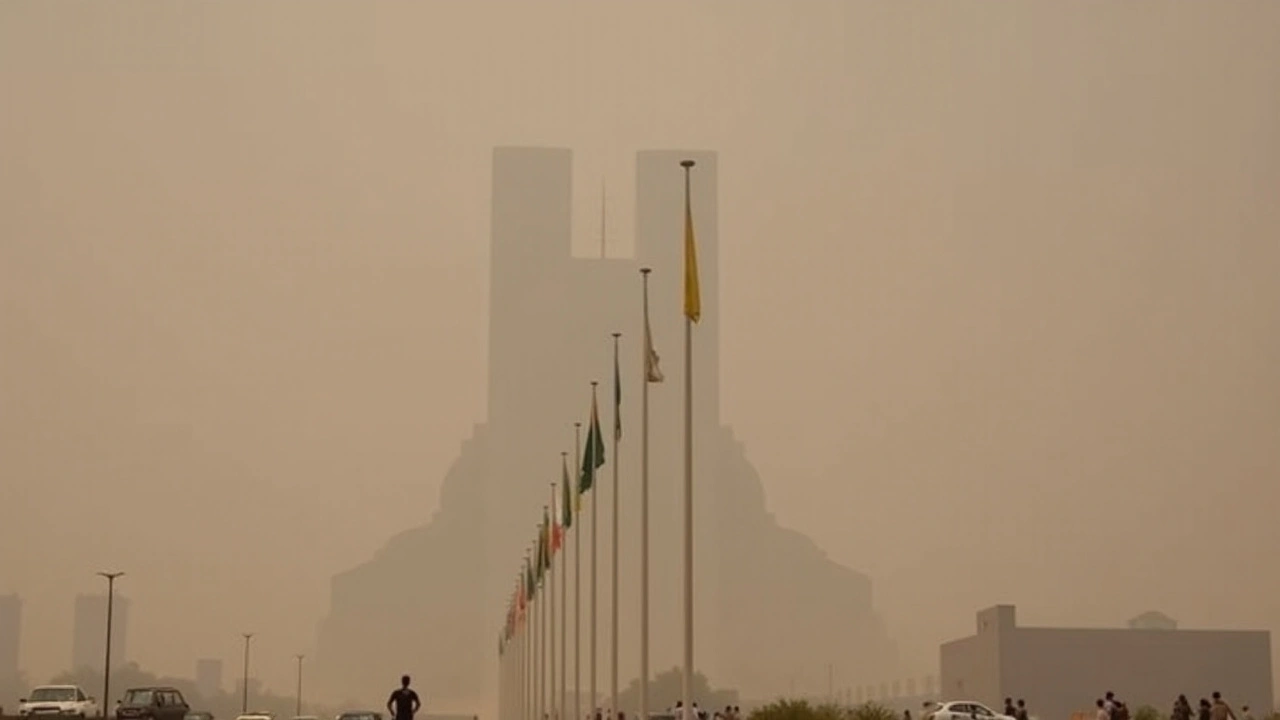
[1164,691,1256,720]
[908,689,1262,720]
[668,700,745,720]
[1094,689,1256,720]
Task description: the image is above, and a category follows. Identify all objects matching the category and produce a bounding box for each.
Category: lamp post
[96,571,124,718]
[241,633,254,713]
[295,654,304,717]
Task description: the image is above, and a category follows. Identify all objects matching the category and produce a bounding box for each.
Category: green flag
[535,519,548,582]
[614,346,622,442]
[525,557,535,599]
[579,389,605,495]
[541,507,552,572]
[562,456,573,529]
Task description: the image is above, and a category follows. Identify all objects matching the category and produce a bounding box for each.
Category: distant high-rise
[195,659,222,698]
[71,594,130,672]
[0,595,20,681]
[314,148,896,707]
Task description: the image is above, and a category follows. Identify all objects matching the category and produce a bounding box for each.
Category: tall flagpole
[537,554,542,720]
[609,333,621,719]
[518,573,522,720]
[679,159,698,720]
[549,489,558,720]
[528,553,535,720]
[541,516,548,720]
[560,453,569,720]
[502,626,508,720]
[589,379,599,720]
[509,573,514,720]
[526,549,533,720]
[523,567,529,720]
[639,268,653,720]
[574,422,583,720]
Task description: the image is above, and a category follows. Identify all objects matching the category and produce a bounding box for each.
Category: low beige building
[941,605,1273,720]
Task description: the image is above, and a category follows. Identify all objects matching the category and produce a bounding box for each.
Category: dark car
[116,688,189,720]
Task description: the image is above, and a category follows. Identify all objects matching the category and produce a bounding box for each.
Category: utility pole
[241,633,254,713]
[96,572,125,718]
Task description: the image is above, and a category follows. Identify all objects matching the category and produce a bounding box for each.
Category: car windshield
[123,691,155,705]
[31,688,77,702]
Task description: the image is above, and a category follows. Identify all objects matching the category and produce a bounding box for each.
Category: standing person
[1016,699,1029,720]
[1174,696,1192,720]
[1239,705,1253,720]
[1004,699,1017,718]
[1210,693,1236,720]
[1096,700,1109,720]
[387,675,422,720]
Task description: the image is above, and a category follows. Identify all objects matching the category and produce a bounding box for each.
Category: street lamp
[241,633,253,713]
[96,572,124,718]
[294,654,304,717]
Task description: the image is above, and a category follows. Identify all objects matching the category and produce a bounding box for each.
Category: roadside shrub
[849,703,899,720]
[750,699,820,720]
[1133,706,1163,720]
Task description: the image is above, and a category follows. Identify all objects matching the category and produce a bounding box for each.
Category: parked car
[186,712,215,720]
[18,685,100,718]
[336,711,382,720]
[116,687,190,720]
[235,713,275,720]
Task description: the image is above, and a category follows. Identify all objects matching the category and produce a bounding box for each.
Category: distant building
[313,148,897,707]
[941,605,1273,720]
[71,594,130,672]
[195,659,222,698]
[233,678,262,700]
[0,595,20,680]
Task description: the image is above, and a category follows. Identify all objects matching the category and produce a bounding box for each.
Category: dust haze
[2,0,1278,703]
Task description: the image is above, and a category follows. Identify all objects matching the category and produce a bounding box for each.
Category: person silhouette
[387,675,422,720]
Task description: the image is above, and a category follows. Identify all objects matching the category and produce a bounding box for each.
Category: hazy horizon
[2,0,1277,704]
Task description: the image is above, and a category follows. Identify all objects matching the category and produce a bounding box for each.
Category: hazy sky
[2,0,1278,700]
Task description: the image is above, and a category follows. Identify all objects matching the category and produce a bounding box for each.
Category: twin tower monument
[311,148,897,708]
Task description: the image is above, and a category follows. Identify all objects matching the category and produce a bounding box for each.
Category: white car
[19,686,100,718]
[927,702,1014,720]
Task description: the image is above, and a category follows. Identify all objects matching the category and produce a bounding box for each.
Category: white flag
[644,315,664,383]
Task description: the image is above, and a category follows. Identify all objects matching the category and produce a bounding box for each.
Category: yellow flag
[683,176,701,322]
